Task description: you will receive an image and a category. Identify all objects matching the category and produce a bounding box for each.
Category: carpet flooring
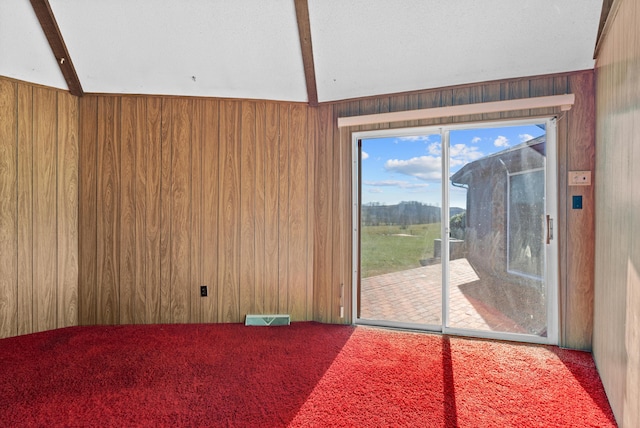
[0,322,616,427]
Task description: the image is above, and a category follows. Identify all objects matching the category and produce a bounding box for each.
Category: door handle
[546,215,553,244]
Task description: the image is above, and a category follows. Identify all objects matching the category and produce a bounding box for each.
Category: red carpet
[0,323,615,427]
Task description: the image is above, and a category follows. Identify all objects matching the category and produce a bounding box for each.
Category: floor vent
[245,314,291,326]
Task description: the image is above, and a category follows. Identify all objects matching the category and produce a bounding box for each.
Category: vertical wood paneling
[388,95,407,129]
[529,77,556,116]
[145,97,162,324]
[170,98,192,323]
[33,88,57,332]
[201,99,219,323]
[240,101,256,318]
[313,105,333,322]
[17,83,33,335]
[218,101,241,322]
[407,94,420,128]
[481,82,502,121]
[627,5,640,418]
[134,98,147,323]
[628,136,640,428]
[331,103,349,322]
[565,73,595,350]
[439,89,454,124]
[56,93,78,328]
[73,96,322,327]
[288,104,308,320]
[159,99,172,323]
[0,77,79,339]
[305,107,316,320]
[356,98,382,134]
[264,103,280,314]
[96,96,120,325]
[50,71,597,347]
[418,91,442,127]
[359,99,379,130]
[190,99,203,323]
[254,102,267,314]
[278,105,291,314]
[554,76,568,100]
[378,97,390,129]
[501,80,530,118]
[453,86,482,123]
[119,97,137,324]
[593,0,640,424]
[0,79,17,338]
[78,96,98,326]
[339,102,358,323]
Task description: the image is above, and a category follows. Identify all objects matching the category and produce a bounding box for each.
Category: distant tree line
[361,201,464,226]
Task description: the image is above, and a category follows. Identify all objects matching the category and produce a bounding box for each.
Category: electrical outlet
[568,171,591,186]
[200,286,208,297]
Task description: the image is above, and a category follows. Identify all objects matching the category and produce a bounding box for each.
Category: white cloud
[425,142,483,168]
[471,137,481,144]
[382,142,485,181]
[494,135,510,147]
[397,135,431,143]
[519,133,534,143]
[368,188,383,194]
[450,144,484,163]
[363,180,429,189]
[428,142,441,155]
[361,151,369,160]
[384,156,442,181]
[426,142,482,160]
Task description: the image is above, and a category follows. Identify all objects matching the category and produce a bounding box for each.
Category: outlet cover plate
[569,171,591,186]
[572,195,583,209]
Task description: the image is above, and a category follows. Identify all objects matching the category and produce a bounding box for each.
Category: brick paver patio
[360,258,532,333]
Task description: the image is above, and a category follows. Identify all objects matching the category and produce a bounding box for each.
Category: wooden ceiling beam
[30,0,83,96]
[294,0,318,107]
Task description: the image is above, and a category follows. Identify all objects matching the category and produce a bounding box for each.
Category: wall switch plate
[200,286,208,297]
[569,171,591,186]
[572,195,583,209]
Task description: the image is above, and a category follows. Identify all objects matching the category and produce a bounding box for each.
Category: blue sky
[361,124,545,208]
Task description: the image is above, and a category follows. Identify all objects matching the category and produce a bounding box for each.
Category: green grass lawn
[360,223,441,278]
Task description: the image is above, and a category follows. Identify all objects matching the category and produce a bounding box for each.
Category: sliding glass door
[353,119,558,344]
[356,131,443,329]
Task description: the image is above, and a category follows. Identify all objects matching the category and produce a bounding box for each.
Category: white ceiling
[0,0,602,103]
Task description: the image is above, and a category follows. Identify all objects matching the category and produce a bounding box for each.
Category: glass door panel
[446,124,552,339]
[357,132,442,328]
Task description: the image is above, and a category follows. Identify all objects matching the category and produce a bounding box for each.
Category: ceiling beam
[294,0,318,106]
[30,0,84,96]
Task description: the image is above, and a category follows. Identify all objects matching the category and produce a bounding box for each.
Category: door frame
[351,117,559,345]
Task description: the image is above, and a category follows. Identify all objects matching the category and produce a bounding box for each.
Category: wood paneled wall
[315,70,596,349]
[78,97,315,325]
[594,0,640,425]
[0,77,78,338]
[2,70,596,348]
